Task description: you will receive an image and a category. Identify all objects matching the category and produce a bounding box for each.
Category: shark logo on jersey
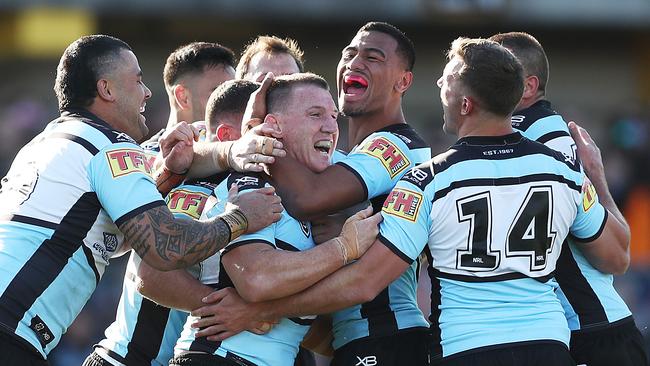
[235,176,260,188]
[106,148,154,178]
[167,189,209,219]
[300,221,311,237]
[359,137,410,178]
[582,177,598,212]
[382,187,423,222]
[103,232,118,252]
[112,131,136,143]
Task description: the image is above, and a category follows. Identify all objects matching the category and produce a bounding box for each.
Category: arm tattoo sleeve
[119,205,231,269]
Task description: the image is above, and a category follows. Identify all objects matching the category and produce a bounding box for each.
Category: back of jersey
[380,132,607,358]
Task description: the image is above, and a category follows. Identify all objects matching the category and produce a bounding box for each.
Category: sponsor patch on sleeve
[105,148,154,178]
[382,187,423,222]
[166,189,210,219]
[359,136,410,178]
[582,177,598,212]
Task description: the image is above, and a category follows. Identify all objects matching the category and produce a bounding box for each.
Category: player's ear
[522,75,540,99]
[216,124,239,142]
[461,96,473,116]
[264,114,282,134]
[173,84,190,110]
[96,79,114,102]
[395,70,413,94]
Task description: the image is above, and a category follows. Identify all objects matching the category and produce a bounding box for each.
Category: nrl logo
[103,232,118,252]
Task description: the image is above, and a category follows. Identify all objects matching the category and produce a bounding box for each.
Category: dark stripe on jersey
[222,239,275,256]
[512,100,557,132]
[555,239,608,328]
[114,200,166,227]
[184,170,229,188]
[377,234,414,264]
[81,245,100,285]
[570,210,608,243]
[370,194,387,215]
[359,286,399,337]
[0,192,101,333]
[336,162,369,200]
[123,298,171,365]
[433,269,554,283]
[432,174,581,203]
[61,109,136,144]
[425,247,443,359]
[226,172,266,192]
[275,238,300,252]
[49,132,99,155]
[537,130,570,144]
[377,123,429,149]
[433,133,578,175]
[0,214,58,230]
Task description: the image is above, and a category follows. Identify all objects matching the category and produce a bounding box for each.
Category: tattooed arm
[119,185,283,271]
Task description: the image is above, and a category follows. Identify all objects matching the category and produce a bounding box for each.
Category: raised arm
[119,185,282,271]
[568,121,631,274]
[221,206,381,303]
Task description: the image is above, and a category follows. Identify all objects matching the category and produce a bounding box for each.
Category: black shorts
[570,316,649,366]
[331,327,430,366]
[0,331,49,366]
[432,340,574,366]
[170,352,256,366]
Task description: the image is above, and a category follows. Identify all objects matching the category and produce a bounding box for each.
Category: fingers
[207,331,237,342]
[227,183,239,201]
[255,136,278,155]
[368,212,384,225]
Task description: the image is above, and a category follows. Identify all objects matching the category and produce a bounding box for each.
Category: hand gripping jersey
[97,172,224,366]
[331,123,431,349]
[378,132,608,358]
[513,100,632,331]
[0,109,166,358]
[174,172,316,366]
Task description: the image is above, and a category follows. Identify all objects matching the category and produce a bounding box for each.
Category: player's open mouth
[314,139,333,156]
[342,75,368,96]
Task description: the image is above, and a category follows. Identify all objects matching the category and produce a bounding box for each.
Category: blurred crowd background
[1,1,649,364]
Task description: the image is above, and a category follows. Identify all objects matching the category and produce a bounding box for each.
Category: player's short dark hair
[54,35,132,112]
[266,73,330,113]
[489,32,549,94]
[358,22,415,71]
[447,37,524,117]
[163,42,236,88]
[236,35,305,79]
[205,79,260,133]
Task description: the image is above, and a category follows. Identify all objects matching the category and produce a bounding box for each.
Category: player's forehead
[288,84,336,111]
[344,30,397,55]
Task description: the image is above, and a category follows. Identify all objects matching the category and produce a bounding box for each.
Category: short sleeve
[336,132,414,200]
[377,177,431,264]
[570,176,607,242]
[89,143,165,226]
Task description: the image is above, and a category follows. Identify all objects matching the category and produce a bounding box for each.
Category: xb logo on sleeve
[356,355,377,366]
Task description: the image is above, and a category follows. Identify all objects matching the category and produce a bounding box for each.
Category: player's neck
[457,116,514,139]
[347,107,406,147]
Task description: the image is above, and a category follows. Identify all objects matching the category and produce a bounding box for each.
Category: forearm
[120,206,233,271]
[186,141,233,180]
[228,239,347,302]
[589,170,629,233]
[137,266,213,312]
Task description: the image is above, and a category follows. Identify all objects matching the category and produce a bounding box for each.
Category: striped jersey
[513,100,632,331]
[175,172,315,366]
[0,109,165,358]
[332,123,431,349]
[378,132,608,358]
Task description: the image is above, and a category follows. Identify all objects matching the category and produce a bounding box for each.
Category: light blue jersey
[513,100,632,331]
[332,123,431,349]
[0,109,165,358]
[174,172,315,366]
[97,174,221,366]
[378,132,608,358]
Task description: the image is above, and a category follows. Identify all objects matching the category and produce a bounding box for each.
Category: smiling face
[337,30,405,117]
[271,84,339,173]
[111,49,152,142]
[437,56,465,135]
